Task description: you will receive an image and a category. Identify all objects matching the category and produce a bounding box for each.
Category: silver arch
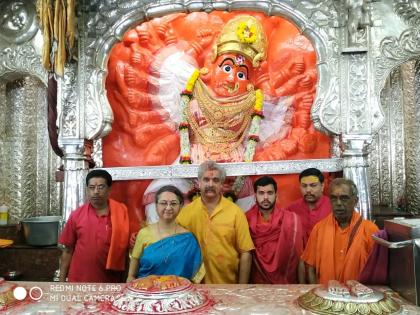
[81,0,338,140]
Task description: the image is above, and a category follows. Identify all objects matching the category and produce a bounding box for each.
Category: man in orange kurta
[300,178,379,284]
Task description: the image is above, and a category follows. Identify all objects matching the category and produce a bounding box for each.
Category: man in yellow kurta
[300,178,379,284]
[177,161,254,284]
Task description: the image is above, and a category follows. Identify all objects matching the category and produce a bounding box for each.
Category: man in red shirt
[285,168,331,243]
[59,169,129,282]
[246,176,304,284]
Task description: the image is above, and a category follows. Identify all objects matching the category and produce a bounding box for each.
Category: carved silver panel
[92,139,103,168]
[369,59,420,214]
[59,63,79,138]
[376,27,420,101]
[0,0,39,45]
[369,67,406,208]
[402,60,420,214]
[394,0,420,27]
[0,76,62,223]
[103,158,344,181]
[346,53,370,134]
[387,66,406,209]
[0,43,46,85]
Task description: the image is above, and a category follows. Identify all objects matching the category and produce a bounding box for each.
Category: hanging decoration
[36,0,76,76]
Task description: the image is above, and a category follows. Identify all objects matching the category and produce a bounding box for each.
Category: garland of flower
[179,69,200,164]
[179,69,264,196]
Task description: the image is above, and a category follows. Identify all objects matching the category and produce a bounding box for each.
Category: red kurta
[59,199,129,282]
[284,195,331,243]
[246,205,304,284]
[301,212,379,284]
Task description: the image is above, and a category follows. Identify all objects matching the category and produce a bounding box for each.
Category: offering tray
[298,280,401,315]
[0,277,26,312]
[112,275,213,314]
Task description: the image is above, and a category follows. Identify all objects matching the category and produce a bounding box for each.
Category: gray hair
[198,160,226,182]
[329,178,358,198]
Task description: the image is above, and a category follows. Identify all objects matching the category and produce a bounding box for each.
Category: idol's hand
[197,29,214,48]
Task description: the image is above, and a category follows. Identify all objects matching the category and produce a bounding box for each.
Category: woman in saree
[126,185,205,283]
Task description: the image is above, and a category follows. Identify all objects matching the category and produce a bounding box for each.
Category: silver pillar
[342,135,372,220]
[58,63,89,220]
[61,142,89,220]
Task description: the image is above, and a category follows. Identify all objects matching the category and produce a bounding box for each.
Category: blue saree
[137,232,202,280]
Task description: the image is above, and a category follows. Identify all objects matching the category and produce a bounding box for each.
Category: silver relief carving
[316,78,341,134]
[403,60,420,213]
[59,63,78,138]
[0,44,47,85]
[376,27,420,93]
[369,62,413,211]
[92,139,103,168]
[394,0,420,27]
[0,0,39,44]
[374,76,392,205]
[313,26,341,135]
[344,0,372,47]
[347,53,369,133]
[296,0,341,27]
[0,77,62,223]
[368,131,380,205]
[84,67,113,139]
[102,159,344,181]
[381,28,420,62]
[389,67,406,208]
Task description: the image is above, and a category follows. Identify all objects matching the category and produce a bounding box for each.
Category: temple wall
[369,60,420,213]
[0,0,61,223]
[0,76,62,222]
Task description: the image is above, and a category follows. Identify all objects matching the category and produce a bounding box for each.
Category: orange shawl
[106,199,130,270]
[301,212,378,284]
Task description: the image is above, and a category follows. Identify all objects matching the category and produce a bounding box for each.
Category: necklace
[179,69,264,195]
[187,79,255,154]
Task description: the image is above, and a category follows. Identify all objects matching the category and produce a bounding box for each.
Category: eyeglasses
[88,184,107,191]
[157,201,180,208]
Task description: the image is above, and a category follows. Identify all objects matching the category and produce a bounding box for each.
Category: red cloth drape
[246,205,304,284]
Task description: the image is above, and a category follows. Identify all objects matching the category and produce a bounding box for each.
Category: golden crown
[212,15,267,68]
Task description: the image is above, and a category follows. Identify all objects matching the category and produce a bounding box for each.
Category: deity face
[87,177,110,210]
[156,191,182,222]
[1,2,27,31]
[209,53,254,97]
[255,184,277,212]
